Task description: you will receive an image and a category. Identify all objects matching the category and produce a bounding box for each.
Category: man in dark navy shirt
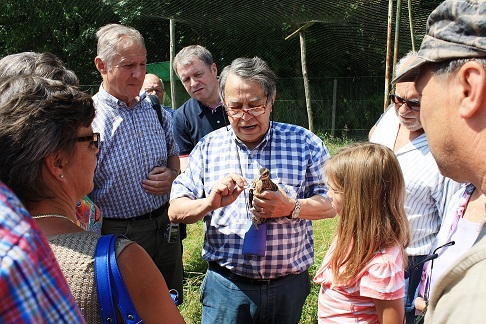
[172,45,228,171]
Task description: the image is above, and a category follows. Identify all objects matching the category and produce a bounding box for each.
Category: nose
[241,110,254,121]
[397,102,413,115]
[133,65,146,80]
[190,77,199,88]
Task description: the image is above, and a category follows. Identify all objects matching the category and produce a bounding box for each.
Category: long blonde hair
[325,142,410,285]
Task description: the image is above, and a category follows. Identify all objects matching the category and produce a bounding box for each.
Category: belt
[208,261,293,285]
[105,203,169,221]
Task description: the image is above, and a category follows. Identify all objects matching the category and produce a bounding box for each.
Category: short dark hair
[0,75,95,206]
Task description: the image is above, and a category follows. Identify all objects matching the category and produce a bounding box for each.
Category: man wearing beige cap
[393,0,486,322]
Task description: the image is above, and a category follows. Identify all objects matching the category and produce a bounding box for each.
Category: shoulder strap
[109,234,142,323]
[95,234,143,324]
[148,95,164,128]
[95,234,117,323]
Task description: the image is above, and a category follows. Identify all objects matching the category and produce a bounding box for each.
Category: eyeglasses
[144,87,164,94]
[76,133,100,149]
[389,94,421,111]
[225,105,266,118]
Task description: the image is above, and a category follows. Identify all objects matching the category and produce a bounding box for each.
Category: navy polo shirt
[173,97,228,156]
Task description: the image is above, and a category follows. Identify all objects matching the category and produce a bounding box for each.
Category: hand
[251,188,294,219]
[207,173,247,210]
[414,296,427,312]
[142,166,178,195]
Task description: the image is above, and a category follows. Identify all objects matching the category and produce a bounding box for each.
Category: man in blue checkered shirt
[169,57,336,324]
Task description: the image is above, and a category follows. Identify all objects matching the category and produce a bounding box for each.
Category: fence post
[169,19,178,109]
[299,31,314,132]
[332,79,337,136]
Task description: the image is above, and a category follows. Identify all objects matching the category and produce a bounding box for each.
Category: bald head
[143,73,164,102]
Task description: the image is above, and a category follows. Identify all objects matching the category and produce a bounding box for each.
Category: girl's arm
[373,298,404,324]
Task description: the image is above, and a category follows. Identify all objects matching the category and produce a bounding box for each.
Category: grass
[177,136,348,323]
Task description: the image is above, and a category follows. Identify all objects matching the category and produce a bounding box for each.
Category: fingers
[218,174,247,193]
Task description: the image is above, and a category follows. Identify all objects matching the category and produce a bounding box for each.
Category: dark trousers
[102,209,184,303]
[404,255,428,324]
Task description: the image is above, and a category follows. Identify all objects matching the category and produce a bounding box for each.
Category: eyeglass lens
[390,94,420,111]
[226,106,266,118]
[76,133,99,149]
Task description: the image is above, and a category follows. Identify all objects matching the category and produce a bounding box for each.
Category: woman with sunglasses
[0,75,184,323]
[369,51,462,324]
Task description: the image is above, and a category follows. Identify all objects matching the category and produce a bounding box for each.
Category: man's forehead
[227,96,264,103]
[144,76,161,85]
[179,58,207,72]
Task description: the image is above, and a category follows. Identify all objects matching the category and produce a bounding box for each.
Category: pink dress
[313,241,405,323]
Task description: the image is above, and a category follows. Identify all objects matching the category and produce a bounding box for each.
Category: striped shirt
[90,85,179,218]
[0,181,85,323]
[170,122,330,278]
[313,241,405,323]
[370,107,461,256]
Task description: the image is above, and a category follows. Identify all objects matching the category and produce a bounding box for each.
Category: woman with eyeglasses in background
[0,75,185,323]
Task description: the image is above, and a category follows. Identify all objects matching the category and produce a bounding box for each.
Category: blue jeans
[201,266,310,324]
[404,255,428,324]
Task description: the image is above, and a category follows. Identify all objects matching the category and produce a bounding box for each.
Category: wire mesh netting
[1,0,441,138]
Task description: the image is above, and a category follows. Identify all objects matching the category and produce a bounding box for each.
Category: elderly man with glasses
[369,52,461,324]
[169,57,336,324]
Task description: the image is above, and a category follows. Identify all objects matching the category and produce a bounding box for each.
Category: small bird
[249,167,278,229]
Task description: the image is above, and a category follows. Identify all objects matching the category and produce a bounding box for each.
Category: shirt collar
[232,122,272,151]
[97,83,146,109]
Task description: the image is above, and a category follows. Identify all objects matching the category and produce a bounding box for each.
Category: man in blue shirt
[172,45,228,171]
[90,24,183,302]
[169,57,336,323]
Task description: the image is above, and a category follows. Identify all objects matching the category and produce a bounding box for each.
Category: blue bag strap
[95,234,117,323]
[108,234,142,323]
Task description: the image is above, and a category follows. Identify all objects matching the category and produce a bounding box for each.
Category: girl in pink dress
[314,143,410,323]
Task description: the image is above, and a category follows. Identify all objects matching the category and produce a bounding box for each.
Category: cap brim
[392,56,428,84]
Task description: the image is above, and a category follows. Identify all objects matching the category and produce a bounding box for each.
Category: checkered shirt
[0,181,85,323]
[170,122,330,279]
[90,85,179,218]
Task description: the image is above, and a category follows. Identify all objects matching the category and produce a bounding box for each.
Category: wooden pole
[169,19,178,109]
[384,0,394,111]
[393,0,403,75]
[408,0,416,51]
[299,30,313,132]
[332,79,337,136]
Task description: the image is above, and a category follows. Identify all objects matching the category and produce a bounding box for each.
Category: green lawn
[177,135,349,323]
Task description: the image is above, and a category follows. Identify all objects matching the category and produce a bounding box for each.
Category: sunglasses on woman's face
[75,133,100,149]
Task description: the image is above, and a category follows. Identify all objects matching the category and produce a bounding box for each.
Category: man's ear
[458,61,486,119]
[211,63,217,76]
[269,93,276,112]
[94,56,107,74]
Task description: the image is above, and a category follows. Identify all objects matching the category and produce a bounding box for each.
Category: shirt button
[217,120,220,123]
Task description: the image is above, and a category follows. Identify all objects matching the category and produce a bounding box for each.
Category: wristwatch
[291,199,301,219]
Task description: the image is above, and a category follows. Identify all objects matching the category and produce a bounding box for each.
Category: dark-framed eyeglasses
[76,132,100,149]
[225,105,266,118]
[389,94,421,111]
